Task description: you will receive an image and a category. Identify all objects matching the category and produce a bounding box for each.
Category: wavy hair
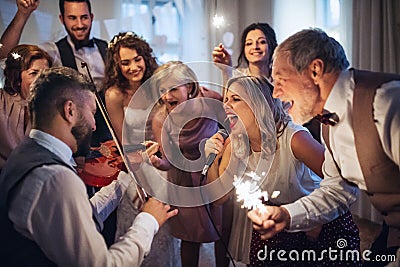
[3,44,53,96]
[102,32,158,94]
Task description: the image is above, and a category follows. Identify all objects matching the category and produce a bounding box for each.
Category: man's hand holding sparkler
[247,205,291,240]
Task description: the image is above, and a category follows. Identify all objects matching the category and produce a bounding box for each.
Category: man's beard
[292,83,320,125]
[289,104,313,125]
[71,120,93,157]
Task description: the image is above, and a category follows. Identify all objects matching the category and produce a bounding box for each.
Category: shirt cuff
[281,202,310,232]
[135,212,159,235]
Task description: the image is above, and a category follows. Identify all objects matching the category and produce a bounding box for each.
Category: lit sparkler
[233,171,280,214]
[212,14,225,28]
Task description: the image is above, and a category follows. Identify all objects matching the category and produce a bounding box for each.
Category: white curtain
[352,0,400,73]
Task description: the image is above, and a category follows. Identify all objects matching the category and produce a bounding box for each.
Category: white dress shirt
[39,36,105,89]
[283,69,400,231]
[8,129,159,267]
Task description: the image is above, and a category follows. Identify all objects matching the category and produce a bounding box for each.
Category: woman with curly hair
[101,32,179,266]
[102,31,158,143]
[0,44,52,169]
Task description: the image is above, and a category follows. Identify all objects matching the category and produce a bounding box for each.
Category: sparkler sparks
[233,172,280,214]
[212,14,225,28]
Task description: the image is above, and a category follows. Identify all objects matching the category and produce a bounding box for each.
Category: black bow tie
[75,39,95,50]
[314,112,339,126]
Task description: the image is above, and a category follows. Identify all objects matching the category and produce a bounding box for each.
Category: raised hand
[0,0,40,59]
[212,43,232,69]
[17,0,40,15]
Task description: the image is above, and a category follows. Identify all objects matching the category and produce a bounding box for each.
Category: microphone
[202,129,229,175]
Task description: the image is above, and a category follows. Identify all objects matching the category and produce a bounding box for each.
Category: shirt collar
[324,69,353,120]
[29,129,77,167]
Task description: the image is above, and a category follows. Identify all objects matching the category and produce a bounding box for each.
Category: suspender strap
[321,124,342,175]
[321,125,359,189]
[55,37,77,69]
[93,37,108,62]
[352,69,400,193]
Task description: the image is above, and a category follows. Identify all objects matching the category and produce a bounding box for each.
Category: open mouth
[288,100,294,110]
[281,100,294,112]
[74,28,87,34]
[250,51,264,57]
[227,113,238,129]
[168,100,178,108]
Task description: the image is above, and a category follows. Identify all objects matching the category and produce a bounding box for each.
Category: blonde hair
[226,75,290,159]
[152,61,200,100]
